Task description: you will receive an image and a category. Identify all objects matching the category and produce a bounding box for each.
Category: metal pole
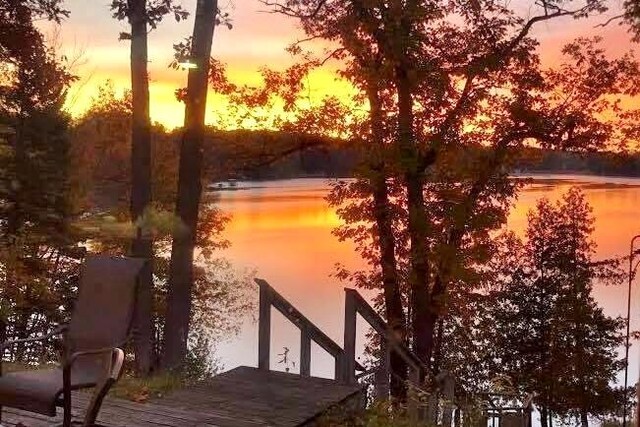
[624,235,640,427]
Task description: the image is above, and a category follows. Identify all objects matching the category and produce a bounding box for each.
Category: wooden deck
[1,366,365,427]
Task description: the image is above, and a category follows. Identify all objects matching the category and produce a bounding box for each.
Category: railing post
[257,279,271,371]
[335,352,345,382]
[524,394,534,427]
[300,327,311,377]
[374,339,390,401]
[343,289,357,384]
[442,371,455,427]
[407,365,421,422]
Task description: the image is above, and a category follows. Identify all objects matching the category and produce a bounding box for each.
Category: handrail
[256,279,364,381]
[348,289,426,372]
[255,279,459,423]
[343,288,428,385]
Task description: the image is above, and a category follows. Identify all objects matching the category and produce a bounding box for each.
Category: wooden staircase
[255,279,534,427]
[255,278,431,420]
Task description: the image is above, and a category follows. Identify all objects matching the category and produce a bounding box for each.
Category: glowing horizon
[42,0,638,129]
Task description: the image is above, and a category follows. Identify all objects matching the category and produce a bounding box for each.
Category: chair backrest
[67,255,146,352]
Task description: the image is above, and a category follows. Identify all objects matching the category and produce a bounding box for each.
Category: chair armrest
[64,347,125,381]
[61,347,125,426]
[0,324,68,351]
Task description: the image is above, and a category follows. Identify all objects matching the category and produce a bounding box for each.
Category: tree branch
[595,13,625,28]
[259,0,328,19]
[465,6,589,76]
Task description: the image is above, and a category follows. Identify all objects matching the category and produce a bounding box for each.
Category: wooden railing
[256,279,423,387]
[256,279,534,426]
[257,279,362,380]
[343,288,428,401]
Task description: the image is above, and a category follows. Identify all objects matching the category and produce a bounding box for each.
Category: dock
[1,279,431,426]
[2,367,364,426]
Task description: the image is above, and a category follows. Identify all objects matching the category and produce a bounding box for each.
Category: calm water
[213,174,640,384]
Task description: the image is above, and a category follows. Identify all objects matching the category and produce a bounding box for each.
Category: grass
[110,372,185,403]
[316,401,425,427]
[1,361,53,373]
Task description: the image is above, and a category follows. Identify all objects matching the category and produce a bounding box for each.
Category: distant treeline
[245,145,640,179]
[517,149,640,177]
[242,145,360,179]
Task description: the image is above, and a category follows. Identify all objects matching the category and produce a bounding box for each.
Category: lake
[213,174,640,385]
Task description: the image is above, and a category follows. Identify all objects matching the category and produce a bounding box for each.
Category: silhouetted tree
[163,0,221,370]
[263,0,640,405]
[266,0,630,384]
[488,189,625,427]
[110,0,188,374]
[0,0,80,361]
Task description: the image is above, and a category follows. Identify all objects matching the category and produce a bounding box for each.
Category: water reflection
[213,175,640,383]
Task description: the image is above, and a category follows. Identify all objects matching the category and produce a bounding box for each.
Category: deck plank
[1,366,364,427]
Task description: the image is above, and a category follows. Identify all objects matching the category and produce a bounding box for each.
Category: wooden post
[426,393,438,425]
[342,288,358,384]
[343,289,358,384]
[442,371,455,427]
[257,280,271,370]
[300,327,311,377]
[524,394,534,427]
[407,366,421,421]
[335,352,345,382]
[374,340,390,401]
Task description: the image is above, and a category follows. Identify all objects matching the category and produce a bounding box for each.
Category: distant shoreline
[212,171,640,186]
[515,170,640,179]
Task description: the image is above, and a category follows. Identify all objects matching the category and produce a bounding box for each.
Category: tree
[0,0,68,28]
[162,0,221,370]
[70,85,256,379]
[0,0,81,361]
[488,189,625,427]
[110,0,188,375]
[264,0,634,397]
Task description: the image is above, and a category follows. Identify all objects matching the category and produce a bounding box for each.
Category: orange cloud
[44,0,639,128]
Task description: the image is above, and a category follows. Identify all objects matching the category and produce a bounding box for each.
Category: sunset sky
[42,0,638,129]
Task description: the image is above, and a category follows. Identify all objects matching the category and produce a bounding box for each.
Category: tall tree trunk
[162,0,217,370]
[0,318,5,356]
[129,0,154,375]
[6,126,22,246]
[366,84,407,400]
[396,67,431,366]
[432,318,445,374]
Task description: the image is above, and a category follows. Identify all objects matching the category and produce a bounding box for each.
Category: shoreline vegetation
[207,171,640,188]
[218,140,640,181]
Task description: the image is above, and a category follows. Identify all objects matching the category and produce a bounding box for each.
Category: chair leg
[63,364,72,427]
[83,348,124,426]
[63,398,71,427]
[82,378,115,427]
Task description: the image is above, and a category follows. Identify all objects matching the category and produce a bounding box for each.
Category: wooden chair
[0,255,146,426]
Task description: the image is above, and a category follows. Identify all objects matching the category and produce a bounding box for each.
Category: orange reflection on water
[214,176,640,381]
[224,194,344,233]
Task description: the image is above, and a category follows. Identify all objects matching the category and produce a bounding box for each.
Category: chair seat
[0,367,100,416]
